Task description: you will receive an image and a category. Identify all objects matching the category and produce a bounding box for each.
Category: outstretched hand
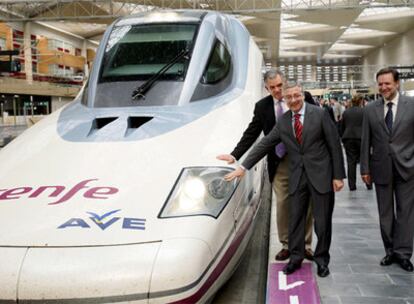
[216,154,236,164]
[224,167,245,181]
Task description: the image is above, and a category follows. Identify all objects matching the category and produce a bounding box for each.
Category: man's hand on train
[216,154,236,164]
[224,167,245,181]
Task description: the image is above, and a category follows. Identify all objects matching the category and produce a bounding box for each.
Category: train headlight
[159,167,238,218]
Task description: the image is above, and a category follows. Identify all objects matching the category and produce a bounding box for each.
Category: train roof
[115,10,212,26]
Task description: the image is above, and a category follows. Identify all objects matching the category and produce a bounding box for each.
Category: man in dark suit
[360,67,414,272]
[320,99,336,123]
[217,70,313,262]
[224,81,345,277]
[304,91,318,106]
[340,94,371,191]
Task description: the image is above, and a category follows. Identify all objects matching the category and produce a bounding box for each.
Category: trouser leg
[375,183,395,256]
[393,176,414,260]
[305,202,313,250]
[288,171,310,264]
[344,139,359,190]
[273,156,290,249]
[309,185,334,267]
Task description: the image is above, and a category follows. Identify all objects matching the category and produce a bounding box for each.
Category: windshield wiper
[132,48,190,100]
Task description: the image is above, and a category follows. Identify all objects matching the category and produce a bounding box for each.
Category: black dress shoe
[275,249,290,261]
[366,183,373,190]
[317,265,330,277]
[380,255,394,266]
[398,259,414,272]
[283,262,301,275]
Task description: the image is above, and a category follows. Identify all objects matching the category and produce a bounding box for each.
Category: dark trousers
[375,163,414,260]
[288,171,334,266]
[343,139,360,190]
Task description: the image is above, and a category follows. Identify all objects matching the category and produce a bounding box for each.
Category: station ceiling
[1,0,414,65]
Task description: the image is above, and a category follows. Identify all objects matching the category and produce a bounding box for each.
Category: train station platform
[213,162,414,304]
[266,168,414,304]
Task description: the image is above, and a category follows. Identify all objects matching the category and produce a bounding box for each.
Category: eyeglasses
[284,94,302,101]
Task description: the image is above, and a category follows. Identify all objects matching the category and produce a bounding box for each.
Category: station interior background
[1,0,414,133]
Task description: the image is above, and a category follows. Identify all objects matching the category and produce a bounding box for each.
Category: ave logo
[58,209,146,231]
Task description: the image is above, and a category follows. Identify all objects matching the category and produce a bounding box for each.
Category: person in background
[344,99,351,109]
[320,98,336,123]
[360,67,414,272]
[217,69,313,262]
[304,91,318,106]
[340,94,372,191]
[330,97,345,134]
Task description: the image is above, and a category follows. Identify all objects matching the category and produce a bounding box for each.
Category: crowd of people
[217,67,414,277]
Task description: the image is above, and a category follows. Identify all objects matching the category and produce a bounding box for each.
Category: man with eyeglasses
[223,81,345,277]
[217,69,313,262]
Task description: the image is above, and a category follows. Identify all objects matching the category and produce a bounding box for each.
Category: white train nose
[4,240,213,303]
[0,247,27,301]
[149,238,213,303]
[15,243,160,303]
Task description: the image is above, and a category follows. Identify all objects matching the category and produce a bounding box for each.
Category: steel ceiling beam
[1,0,414,22]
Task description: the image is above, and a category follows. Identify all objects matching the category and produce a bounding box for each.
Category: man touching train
[216,69,313,261]
[222,82,346,277]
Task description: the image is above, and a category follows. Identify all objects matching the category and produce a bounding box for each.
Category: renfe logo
[0,179,119,205]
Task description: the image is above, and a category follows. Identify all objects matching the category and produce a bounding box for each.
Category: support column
[82,39,89,78]
[23,22,33,85]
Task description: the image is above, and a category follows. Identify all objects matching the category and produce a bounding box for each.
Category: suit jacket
[360,95,414,184]
[231,95,282,182]
[323,105,336,123]
[242,104,346,194]
[341,106,363,140]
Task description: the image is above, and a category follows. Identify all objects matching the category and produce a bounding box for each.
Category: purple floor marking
[266,263,321,304]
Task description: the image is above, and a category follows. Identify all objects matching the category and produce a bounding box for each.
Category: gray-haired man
[217,70,313,261]
[224,82,345,277]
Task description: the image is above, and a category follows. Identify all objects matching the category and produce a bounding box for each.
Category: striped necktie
[294,113,303,144]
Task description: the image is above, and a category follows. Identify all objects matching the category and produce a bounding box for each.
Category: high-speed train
[0,10,266,303]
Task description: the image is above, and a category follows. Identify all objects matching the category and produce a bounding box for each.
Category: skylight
[330,42,374,51]
[360,4,414,17]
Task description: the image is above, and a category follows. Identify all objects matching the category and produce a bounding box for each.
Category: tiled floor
[318,172,414,304]
[215,164,414,304]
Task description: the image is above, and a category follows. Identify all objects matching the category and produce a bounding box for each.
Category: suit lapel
[285,110,297,145]
[301,105,312,147]
[265,96,276,128]
[375,99,390,135]
[392,95,407,134]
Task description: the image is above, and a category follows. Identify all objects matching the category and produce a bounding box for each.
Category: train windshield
[100,23,197,82]
[88,23,199,108]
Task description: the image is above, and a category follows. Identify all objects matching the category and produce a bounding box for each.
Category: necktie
[294,113,303,144]
[275,101,286,158]
[385,102,393,133]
